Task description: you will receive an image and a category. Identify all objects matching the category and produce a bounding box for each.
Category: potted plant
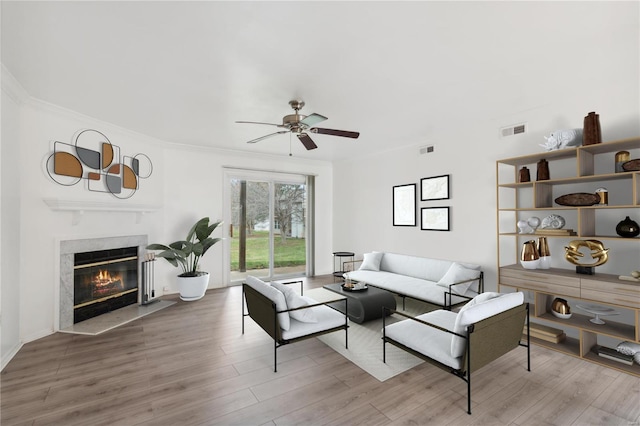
[147,217,223,301]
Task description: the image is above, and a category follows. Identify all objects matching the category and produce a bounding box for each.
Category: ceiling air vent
[500,123,527,138]
[419,145,435,155]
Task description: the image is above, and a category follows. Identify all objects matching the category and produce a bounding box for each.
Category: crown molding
[1,64,29,105]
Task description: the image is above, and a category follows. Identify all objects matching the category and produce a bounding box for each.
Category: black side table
[333,251,355,281]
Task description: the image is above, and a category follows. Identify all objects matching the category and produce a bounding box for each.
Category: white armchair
[383,292,530,414]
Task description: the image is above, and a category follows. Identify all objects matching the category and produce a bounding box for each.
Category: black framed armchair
[383,292,530,414]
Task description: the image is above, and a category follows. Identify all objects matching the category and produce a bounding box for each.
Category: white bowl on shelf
[520,259,540,269]
[552,311,572,319]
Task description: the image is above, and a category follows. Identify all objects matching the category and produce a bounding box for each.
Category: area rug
[318,298,435,382]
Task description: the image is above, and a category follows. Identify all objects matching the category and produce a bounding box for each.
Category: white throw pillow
[359,252,383,271]
[246,276,290,331]
[451,292,524,358]
[458,292,502,315]
[436,262,481,295]
[271,282,318,323]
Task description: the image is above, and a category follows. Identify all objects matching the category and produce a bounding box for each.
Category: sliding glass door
[225,170,309,284]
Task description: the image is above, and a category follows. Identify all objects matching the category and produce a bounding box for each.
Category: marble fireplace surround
[58,234,148,330]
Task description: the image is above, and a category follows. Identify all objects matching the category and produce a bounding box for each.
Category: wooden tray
[341,284,368,292]
[555,192,600,206]
[622,159,640,171]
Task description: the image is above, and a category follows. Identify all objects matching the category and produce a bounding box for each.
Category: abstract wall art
[46,129,153,199]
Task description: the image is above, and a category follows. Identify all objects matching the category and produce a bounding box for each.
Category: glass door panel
[273,182,307,277]
[227,173,307,284]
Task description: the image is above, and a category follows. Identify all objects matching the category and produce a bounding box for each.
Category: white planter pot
[176,272,210,301]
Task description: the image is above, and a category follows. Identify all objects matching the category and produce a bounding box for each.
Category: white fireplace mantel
[44,198,161,225]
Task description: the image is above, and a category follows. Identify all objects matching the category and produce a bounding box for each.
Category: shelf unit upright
[496,137,640,376]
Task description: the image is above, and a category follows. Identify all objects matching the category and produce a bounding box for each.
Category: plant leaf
[146,243,171,251]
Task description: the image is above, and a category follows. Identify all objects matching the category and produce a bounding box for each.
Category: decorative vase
[536,159,550,181]
[176,272,210,301]
[615,151,630,173]
[616,216,640,238]
[520,240,540,269]
[519,166,531,183]
[551,298,572,319]
[582,112,602,145]
[537,237,551,269]
[595,187,608,206]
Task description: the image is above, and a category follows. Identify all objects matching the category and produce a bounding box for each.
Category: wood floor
[2,275,639,426]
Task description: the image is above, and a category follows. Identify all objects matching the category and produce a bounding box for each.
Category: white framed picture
[421,206,450,231]
[420,174,450,201]
[393,183,416,226]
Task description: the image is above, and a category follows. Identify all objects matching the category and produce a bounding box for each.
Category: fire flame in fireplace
[93,269,124,289]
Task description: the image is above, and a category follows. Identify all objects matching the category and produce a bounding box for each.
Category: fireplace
[59,235,147,330]
[73,246,139,323]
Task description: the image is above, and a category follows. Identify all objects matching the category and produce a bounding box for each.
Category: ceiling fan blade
[310,128,360,139]
[236,120,284,127]
[300,113,328,127]
[247,131,289,144]
[297,133,318,150]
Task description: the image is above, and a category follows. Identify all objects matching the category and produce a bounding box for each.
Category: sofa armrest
[342,259,362,273]
[443,271,484,310]
[382,307,467,339]
[278,279,304,295]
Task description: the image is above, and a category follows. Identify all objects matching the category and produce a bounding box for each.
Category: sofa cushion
[436,262,482,296]
[379,252,445,281]
[451,292,524,358]
[359,252,384,271]
[246,276,290,331]
[385,310,463,370]
[271,282,317,323]
[281,301,346,340]
[347,270,471,306]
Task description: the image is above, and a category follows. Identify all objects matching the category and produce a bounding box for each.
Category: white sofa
[345,252,484,309]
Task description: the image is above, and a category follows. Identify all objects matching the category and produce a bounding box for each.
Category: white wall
[333,1,640,288]
[333,91,640,291]
[153,144,333,292]
[1,70,23,369]
[0,88,333,368]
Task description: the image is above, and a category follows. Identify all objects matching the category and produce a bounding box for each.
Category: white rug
[318,298,435,382]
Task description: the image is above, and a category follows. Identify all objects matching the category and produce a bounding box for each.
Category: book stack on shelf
[524,323,566,343]
[595,346,635,366]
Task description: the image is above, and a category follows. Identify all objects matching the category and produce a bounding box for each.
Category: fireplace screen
[74,246,138,323]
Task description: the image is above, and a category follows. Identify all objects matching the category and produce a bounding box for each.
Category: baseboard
[1,341,23,372]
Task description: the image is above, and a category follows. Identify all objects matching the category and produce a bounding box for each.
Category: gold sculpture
[564,240,609,267]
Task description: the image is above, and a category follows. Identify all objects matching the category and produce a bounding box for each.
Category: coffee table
[323,283,396,324]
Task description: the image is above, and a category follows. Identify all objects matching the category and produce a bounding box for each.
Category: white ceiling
[2,1,637,161]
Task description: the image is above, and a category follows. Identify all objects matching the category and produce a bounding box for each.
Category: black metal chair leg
[526,304,531,372]
[345,299,349,349]
[241,286,245,334]
[382,309,387,363]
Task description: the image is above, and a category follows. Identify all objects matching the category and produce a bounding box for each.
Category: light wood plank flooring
[2,275,639,425]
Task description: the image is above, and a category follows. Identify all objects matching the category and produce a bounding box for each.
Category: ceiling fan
[236,100,360,150]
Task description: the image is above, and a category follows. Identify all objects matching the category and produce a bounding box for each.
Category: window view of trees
[229,179,306,275]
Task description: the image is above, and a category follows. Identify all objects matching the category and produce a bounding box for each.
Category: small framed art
[421,206,450,231]
[393,183,417,226]
[420,174,450,201]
